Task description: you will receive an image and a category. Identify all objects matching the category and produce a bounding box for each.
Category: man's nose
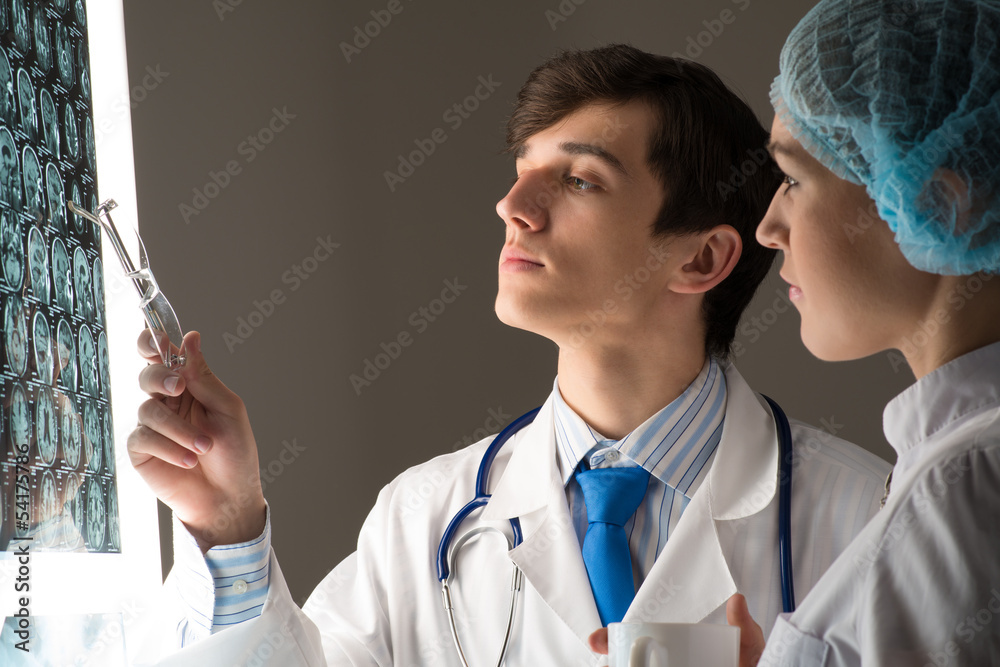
[496,170,554,232]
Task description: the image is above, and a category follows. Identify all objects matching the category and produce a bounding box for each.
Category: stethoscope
[436,397,795,667]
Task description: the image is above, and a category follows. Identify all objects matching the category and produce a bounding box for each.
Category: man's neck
[556,336,708,440]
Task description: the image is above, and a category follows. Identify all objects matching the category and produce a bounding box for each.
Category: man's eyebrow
[513,141,633,180]
[559,141,632,180]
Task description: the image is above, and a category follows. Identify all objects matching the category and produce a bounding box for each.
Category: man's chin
[494,298,529,331]
[494,296,550,338]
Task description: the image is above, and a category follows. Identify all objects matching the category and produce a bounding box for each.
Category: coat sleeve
[128,548,328,666]
[129,483,401,667]
[300,482,398,666]
[128,440,493,666]
[857,446,1000,666]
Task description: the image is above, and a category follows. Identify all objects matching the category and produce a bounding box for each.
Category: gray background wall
[119,0,912,604]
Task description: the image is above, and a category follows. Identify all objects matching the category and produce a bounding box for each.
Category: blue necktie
[575,465,651,625]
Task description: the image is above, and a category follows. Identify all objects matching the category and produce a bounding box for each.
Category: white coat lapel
[481,398,603,646]
[625,470,734,622]
[626,362,779,623]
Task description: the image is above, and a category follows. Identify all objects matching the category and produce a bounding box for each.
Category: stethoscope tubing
[764,394,796,614]
[436,406,539,582]
[436,392,796,664]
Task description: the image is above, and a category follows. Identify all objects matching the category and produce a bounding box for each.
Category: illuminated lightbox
[0,0,115,558]
[0,0,161,661]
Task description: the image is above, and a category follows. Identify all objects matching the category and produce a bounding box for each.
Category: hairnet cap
[772,0,1000,275]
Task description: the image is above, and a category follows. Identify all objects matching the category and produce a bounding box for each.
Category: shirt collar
[884,340,1000,479]
[552,356,727,497]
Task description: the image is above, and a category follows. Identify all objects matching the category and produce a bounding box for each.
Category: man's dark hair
[506,44,780,358]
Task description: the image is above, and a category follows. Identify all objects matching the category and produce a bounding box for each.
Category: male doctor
[130,45,890,666]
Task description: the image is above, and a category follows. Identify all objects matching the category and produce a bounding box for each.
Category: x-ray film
[0,613,128,664]
[0,0,118,555]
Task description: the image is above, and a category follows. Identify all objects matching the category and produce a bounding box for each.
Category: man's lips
[500,247,544,271]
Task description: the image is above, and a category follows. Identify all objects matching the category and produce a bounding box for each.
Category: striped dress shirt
[175,511,271,644]
[555,355,726,588]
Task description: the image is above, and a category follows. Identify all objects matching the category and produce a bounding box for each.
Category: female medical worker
[588,0,1000,662]
[745,0,1000,664]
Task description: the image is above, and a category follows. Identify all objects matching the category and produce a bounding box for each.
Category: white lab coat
[759,342,1000,666]
[133,362,890,666]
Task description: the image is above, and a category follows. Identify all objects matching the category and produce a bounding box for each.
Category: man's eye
[566,176,597,191]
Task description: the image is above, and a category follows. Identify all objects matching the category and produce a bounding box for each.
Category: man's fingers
[139,363,185,397]
[128,423,201,469]
[136,398,213,456]
[588,627,609,655]
[727,593,766,667]
[137,328,167,363]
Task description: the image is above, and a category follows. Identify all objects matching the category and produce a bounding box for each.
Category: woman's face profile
[756,115,940,362]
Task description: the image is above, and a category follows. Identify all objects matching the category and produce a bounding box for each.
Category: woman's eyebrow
[766,137,804,163]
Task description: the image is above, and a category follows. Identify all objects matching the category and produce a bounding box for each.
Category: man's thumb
[178,331,238,409]
[727,593,752,627]
[727,593,765,667]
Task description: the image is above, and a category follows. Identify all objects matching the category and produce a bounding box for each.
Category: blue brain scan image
[2,209,23,289]
[62,408,82,472]
[36,389,57,466]
[11,0,29,53]
[62,100,77,161]
[27,224,49,303]
[32,5,51,72]
[73,244,92,320]
[57,316,76,390]
[33,309,53,384]
[78,322,96,396]
[22,144,41,217]
[46,161,64,232]
[40,88,58,157]
[5,294,27,376]
[0,127,22,208]
[73,0,85,27]
[16,67,36,141]
[0,48,14,125]
[84,115,94,169]
[52,236,72,312]
[9,382,30,453]
[54,23,73,89]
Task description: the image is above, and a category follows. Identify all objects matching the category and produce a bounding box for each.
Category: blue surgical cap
[772,0,1000,275]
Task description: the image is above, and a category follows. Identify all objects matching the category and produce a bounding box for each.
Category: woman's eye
[566,176,597,191]
[782,174,798,190]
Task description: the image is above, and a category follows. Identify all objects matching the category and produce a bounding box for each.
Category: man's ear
[669,224,742,295]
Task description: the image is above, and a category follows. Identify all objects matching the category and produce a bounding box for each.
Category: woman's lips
[780,273,802,301]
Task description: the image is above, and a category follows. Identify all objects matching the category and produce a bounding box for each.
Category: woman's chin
[801,326,878,364]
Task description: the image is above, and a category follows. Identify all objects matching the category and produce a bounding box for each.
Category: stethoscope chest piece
[442,526,524,667]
